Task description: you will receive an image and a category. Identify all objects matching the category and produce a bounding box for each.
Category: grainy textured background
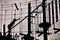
[0,0,60,40]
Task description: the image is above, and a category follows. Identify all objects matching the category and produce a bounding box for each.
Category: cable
[4,1,51,33]
[0,0,58,37]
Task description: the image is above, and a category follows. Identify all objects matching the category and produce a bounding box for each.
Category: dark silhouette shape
[3,24,6,37]
[39,22,51,30]
[53,28,60,34]
[48,3,51,26]
[36,0,51,40]
[20,3,34,40]
[37,22,51,40]
[55,0,58,22]
[22,34,34,40]
[0,32,3,40]
[36,30,52,37]
[8,18,20,35]
[7,18,21,40]
[0,24,17,40]
[52,1,54,24]
[20,33,34,40]
[14,3,19,10]
[59,0,60,10]
[8,18,20,29]
[8,19,17,29]
[0,32,2,36]
[8,19,17,38]
[36,22,51,37]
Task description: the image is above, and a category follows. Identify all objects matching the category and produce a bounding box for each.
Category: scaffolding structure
[0,0,60,40]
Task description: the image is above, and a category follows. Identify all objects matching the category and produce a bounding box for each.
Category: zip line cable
[5,0,58,33]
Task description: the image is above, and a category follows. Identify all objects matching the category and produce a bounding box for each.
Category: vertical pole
[59,0,60,9]
[48,3,51,26]
[8,28,11,36]
[28,3,31,36]
[42,0,47,40]
[55,0,58,22]
[3,24,5,37]
[14,3,19,10]
[43,0,46,23]
[52,1,54,24]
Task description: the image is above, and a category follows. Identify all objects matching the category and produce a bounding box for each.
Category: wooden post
[3,24,5,37]
[28,3,31,36]
[43,0,48,40]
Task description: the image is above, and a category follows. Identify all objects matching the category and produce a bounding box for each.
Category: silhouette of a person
[8,18,20,29]
[8,19,17,29]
